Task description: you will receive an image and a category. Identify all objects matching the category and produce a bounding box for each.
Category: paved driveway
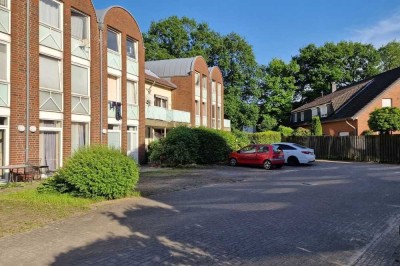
[0,161,400,265]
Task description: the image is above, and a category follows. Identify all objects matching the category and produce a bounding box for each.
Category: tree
[256,114,278,132]
[293,41,381,105]
[144,17,261,130]
[368,107,400,134]
[311,116,323,136]
[292,127,311,136]
[379,41,400,72]
[258,59,299,125]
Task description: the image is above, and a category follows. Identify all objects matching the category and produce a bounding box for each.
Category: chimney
[331,82,337,93]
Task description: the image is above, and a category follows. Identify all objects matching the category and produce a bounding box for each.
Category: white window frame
[39,0,63,30]
[0,41,10,94]
[127,80,138,106]
[107,74,121,103]
[39,120,63,169]
[311,108,318,117]
[126,37,137,60]
[71,63,89,97]
[0,0,9,9]
[339,132,350,137]
[108,124,121,150]
[154,95,168,109]
[71,9,90,42]
[71,122,89,153]
[107,28,120,54]
[382,98,392,108]
[320,105,328,117]
[293,113,297,123]
[39,54,63,92]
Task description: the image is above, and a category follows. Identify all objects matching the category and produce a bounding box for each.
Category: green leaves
[311,116,323,136]
[368,107,400,134]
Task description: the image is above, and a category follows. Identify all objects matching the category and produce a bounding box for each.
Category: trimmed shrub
[248,131,281,144]
[311,116,323,136]
[148,139,165,163]
[292,127,311,136]
[232,129,250,150]
[163,126,199,165]
[38,146,139,199]
[193,127,231,164]
[278,125,294,137]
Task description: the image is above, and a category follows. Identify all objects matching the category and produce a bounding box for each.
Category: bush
[278,125,294,137]
[38,146,139,200]
[163,126,199,165]
[368,107,400,134]
[292,127,311,136]
[248,131,281,144]
[232,129,250,149]
[193,127,231,164]
[148,139,165,163]
[311,116,323,136]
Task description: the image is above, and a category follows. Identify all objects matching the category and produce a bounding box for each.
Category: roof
[292,67,400,120]
[145,69,177,89]
[145,57,200,78]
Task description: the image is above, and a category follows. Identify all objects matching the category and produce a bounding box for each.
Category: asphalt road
[0,161,399,265]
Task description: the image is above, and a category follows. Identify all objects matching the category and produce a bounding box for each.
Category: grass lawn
[0,183,97,238]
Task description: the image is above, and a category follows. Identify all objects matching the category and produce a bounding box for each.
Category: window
[126,38,137,59]
[241,145,256,154]
[0,0,7,8]
[258,146,269,153]
[212,104,216,118]
[300,112,304,121]
[127,126,138,161]
[154,95,167,108]
[195,72,200,87]
[293,113,297,123]
[107,75,120,102]
[339,132,349,137]
[278,144,296,150]
[311,108,318,117]
[202,75,207,89]
[0,43,7,81]
[108,125,121,149]
[382,98,392,107]
[320,105,327,117]
[107,29,119,52]
[40,55,61,91]
[39,0,61,29]
[127,81,138,105]
[195,100,200,115]
[71,122,88,152]
[71,10,88,40]
[202,102,207,116]
[39,120,62,171]
[71,65,88,95]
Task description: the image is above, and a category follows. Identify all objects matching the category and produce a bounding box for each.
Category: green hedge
[248,131,281,144]
[38,146,139,199]
[193,127,231,164]
[163,126,200,165]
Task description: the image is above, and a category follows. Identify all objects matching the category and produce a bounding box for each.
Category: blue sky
[93,0,400,65]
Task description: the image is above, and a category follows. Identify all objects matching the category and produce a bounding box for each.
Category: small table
[0,164,28,182]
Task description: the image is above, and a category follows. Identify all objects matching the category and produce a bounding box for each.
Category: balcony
[0,82,8,107]
[71,95,90,115]
[108,101,122,119]
[146,106,190,124]
[71,37,90,60]
[39,89,63,112]
[127,104,139,120]
[0,6,10,34]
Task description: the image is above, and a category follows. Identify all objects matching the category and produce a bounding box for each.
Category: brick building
[290,67,400,136]
[0,1,229,181]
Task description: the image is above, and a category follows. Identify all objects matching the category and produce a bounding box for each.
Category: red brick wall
[209,67,224,129]
[102,7,146,164]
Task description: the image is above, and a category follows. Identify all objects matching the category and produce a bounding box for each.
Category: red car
[229,144,285,170]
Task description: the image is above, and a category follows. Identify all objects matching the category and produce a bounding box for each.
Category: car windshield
[292,143,308,149]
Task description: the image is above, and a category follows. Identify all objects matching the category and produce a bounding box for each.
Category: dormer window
[293,113,297,123]
[312,107,318,117]
[300,111,304,121]
[320,105,327,117]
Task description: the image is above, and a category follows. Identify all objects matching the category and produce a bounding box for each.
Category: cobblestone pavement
[0,161,399,265]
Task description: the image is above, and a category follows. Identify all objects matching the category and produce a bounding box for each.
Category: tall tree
[293,41,381,105]
[258,59,299,126]
[379,41,400,72]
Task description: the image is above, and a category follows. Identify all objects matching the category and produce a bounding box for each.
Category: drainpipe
[99,23,104,143]
[25,0,30,163]
[346,119,357,136]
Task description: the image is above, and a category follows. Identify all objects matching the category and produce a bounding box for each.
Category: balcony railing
[71,37,90,60]
[146,105,190,123]
[108,101,122,119]
[127,104,139,120]
[127,57,139,76]
[39,89,63,112]
[0,6,10,34]
[39,23,63,51]
[107,49,122,70]
[72,95,90,115]
[195,86,201,97]
[0,82,9,107]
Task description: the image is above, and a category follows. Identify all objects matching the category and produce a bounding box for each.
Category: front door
[127,126,138,162]
[39,131,60,171]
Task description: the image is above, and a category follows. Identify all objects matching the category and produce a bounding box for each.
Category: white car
[273,142,315,165]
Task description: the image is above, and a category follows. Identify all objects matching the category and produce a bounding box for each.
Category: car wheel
[229,158,237,167]
[287,156,299,166]
[263,160,272,170]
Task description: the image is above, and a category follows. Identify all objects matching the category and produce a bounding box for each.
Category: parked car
[272,142,315,165]
[229,144,285,170]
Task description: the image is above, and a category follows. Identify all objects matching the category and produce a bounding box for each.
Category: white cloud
[352,11,400,47]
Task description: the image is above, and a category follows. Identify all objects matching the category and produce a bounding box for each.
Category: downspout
[346,119,357,136]
[25,0,30,163]
[99,23,104,143]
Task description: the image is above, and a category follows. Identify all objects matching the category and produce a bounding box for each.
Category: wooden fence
[284,135,400,163]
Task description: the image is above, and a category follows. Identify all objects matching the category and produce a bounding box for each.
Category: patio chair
[22,163,39,182]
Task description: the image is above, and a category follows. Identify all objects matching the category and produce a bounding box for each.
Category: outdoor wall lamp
[29,126,37,133]
[17,125,25,132]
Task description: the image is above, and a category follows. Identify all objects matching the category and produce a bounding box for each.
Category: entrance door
[39,131,60,171]
[127,126,138,161]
